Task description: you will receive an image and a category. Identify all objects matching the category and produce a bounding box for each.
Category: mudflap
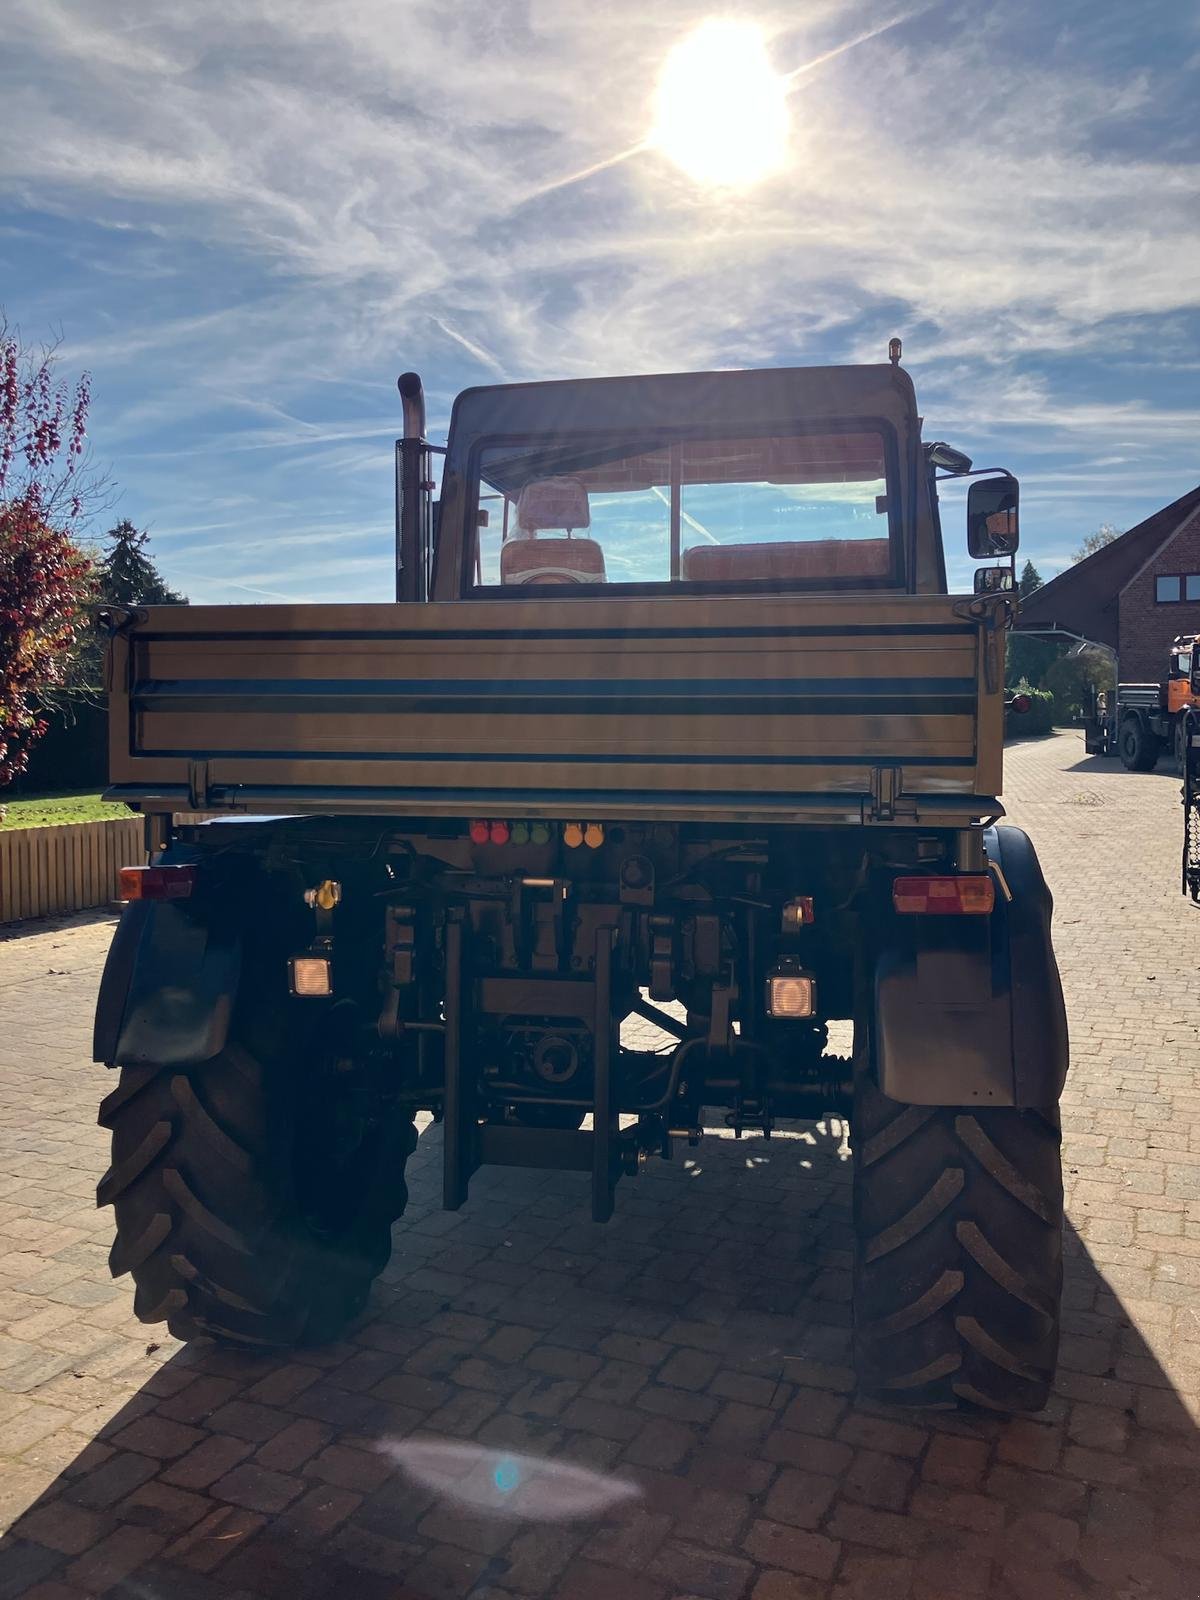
[873,824,1068,1107]
[93,899,242,1069]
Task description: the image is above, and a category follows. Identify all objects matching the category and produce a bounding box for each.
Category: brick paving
[1,729,1198,1599]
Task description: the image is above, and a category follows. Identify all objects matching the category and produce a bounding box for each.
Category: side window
[1157,576,1181,602]
[1186,575,1200,601]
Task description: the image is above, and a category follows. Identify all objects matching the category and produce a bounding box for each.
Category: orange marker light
[563,823,584,848]
[782,896,815,929]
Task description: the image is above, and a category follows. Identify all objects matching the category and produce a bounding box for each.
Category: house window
[1155,574,1200,602]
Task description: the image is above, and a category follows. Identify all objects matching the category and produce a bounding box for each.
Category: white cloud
[1,0,1196,599]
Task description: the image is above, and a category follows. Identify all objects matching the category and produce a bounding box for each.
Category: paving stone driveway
[1,730,1197,1600]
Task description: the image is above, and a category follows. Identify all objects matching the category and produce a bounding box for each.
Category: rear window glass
[469,428,893,591]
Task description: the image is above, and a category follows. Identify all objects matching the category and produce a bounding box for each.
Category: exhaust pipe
[397,371,425,441]
[395,371,428,602]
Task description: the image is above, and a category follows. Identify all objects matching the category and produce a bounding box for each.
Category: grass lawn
[0,789,134,828]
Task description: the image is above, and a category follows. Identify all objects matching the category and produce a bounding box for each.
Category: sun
[651,19,790,188]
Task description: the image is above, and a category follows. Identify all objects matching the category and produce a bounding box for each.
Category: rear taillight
[119,864,196,901]
[892,875,995,915]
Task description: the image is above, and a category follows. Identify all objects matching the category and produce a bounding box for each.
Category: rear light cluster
[892,875,995,915]
[119,864,196,901]
[468,820,605,849]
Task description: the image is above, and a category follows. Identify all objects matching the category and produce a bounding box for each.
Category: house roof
[1016,483,1200,648]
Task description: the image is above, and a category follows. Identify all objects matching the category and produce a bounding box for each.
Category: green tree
[1072,524,1121,564]
[99,519,186,607]
[1007,631,1058,691]
[1044,650,1115,725]
[63,521,186,697]
[1018,560,1043,596]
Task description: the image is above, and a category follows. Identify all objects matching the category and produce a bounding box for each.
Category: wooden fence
[0,817,145,924]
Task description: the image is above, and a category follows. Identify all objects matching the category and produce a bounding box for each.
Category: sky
[1,0,1198,603]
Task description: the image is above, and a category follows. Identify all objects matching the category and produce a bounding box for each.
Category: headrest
[515,476,590,533]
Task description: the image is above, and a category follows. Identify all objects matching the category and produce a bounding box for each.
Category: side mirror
[974,566,1014,595]
[968,474,1019,558]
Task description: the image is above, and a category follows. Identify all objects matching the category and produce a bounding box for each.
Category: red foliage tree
[0,324,94,786]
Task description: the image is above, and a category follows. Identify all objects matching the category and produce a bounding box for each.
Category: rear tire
[1119,716,1160,771]
[852,1073,1063,1412]
[99,1020,416,1347]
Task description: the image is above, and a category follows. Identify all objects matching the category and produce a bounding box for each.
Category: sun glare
[652,19,789,188]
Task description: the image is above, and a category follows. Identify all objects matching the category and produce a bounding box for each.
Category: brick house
[1018,483,1200,682]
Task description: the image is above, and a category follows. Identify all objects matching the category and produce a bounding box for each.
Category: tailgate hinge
[867,765,902,822]
[187,759,211,811]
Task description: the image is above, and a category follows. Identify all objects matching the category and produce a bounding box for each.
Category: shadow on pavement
[1,1114,1198,1600]
[1064,753,1183,779]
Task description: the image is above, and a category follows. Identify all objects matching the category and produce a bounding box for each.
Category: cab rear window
[468,427,896,591]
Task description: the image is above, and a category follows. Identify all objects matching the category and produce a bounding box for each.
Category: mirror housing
[974,565,1014,595]
[968,474,1019,558]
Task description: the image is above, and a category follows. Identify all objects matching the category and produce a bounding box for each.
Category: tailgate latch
[868,766,902,822]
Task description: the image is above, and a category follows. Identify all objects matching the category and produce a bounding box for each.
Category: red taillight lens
[1011,693,1032,715]
[489,820,510,845]
[469,820,490,844]
[892,875,995,915]
[119,865,196,901]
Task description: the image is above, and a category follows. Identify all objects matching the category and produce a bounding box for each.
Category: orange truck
[1086,635,1200,771]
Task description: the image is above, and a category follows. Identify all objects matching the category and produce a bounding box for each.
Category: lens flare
[381,1438,642,1521]
[652,19,789,188]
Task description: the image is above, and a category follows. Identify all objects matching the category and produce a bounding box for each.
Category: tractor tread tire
[100,1045,416,1348]
[853,1077,1062,1413]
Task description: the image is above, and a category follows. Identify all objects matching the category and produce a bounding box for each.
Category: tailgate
[105,593,1004,827]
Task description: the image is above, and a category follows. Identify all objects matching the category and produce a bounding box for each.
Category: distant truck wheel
[852,1073,1062,1412]
[98,1013,416,1347]
[1118,715,1160,771]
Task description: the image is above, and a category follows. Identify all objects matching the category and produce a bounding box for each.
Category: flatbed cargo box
[104,592,1005,829]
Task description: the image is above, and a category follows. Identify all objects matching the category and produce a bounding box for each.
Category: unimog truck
[93,354,1068,1411]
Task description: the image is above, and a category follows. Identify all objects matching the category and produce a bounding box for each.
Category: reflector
[892,875,995,915]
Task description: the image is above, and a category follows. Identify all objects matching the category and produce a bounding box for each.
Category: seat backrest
[500,537,606,585]
[680,538,891,584]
